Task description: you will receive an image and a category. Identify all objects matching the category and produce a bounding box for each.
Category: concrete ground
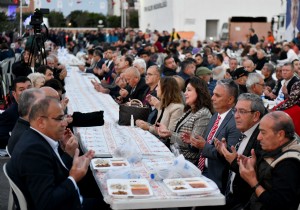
[0,156,10,210]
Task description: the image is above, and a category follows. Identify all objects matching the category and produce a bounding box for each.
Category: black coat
[0,103,19,148]
[12,61,32,78]
[227,126,261,208]
[6,128,81,210]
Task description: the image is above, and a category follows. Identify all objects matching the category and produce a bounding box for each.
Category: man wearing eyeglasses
[246,73,265,96]
[215,93,265,209]
[6,97,108,210]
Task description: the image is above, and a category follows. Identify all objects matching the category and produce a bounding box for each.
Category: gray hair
[147,65,161,76]
[27,72,45,88]
[18,88,44,117]
[263,63,275,74]
[246,73,265,90]
[217,79,239,103]
[212,66,225,80]
[46,56,54,63]
[29,97,60,121]
[238,93,265,119]
[133,58,147,74]
[125,66,141,79]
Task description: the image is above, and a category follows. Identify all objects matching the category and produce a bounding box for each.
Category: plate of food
[107,179,153,198]
[163,177,215,195]
[91,158,130,172]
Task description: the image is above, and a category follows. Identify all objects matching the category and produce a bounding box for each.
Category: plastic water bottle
[130,115,134,127]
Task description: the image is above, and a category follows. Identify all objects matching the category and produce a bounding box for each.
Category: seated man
[6,97,108,210]
[239,111,300,210]
[7,88,45,155]
[0,77,32,149]
[215,93,264,209]
[36,65,55,82]
[118,66,148,103]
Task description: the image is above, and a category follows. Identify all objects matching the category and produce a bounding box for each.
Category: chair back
[3,163,28,210]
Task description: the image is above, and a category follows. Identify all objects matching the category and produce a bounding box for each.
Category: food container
[107,179,153,198]
[163,177,215,195]
[91,158,130,172]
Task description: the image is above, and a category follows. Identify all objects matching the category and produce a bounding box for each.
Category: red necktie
[198,114,221,171]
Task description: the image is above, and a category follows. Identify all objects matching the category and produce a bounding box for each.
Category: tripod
[28,32,47,68]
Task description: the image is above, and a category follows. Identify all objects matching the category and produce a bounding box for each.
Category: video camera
[30,8,49,34]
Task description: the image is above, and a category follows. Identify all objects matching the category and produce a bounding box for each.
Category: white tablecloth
[63,63,225,209]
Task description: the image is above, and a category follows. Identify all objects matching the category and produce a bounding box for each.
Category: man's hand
[69,149,94,182]
[189,135,206,149]
[119,88,129,98]
[64,136,79,157]
[220,140,238,164]
[238,149,258,187]
[59,69,67,80]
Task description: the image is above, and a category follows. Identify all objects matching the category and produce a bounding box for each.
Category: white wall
[139,0,285,41]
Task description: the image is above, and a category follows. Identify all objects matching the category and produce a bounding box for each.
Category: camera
[30,8,49,33]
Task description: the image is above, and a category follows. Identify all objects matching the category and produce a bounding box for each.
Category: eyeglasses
[232,108,255,115]
[255,83,266,87]
[40,115,67,122]
[145,73,159,76]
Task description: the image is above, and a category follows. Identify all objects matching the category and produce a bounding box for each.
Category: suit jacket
[123,77,148,103]
[227,126,261,207]
[7,117,30,155]
[6,128,82,210]
[202,109,241,193]
[0,102,19,149]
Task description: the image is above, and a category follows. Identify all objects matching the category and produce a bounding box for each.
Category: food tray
[91,158,130,172]
[163,177,215,195]
[107,179,153,198]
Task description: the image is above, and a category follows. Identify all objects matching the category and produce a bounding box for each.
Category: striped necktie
[197,114,221,171]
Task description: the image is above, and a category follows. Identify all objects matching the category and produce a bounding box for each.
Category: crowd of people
[0,26,300,210]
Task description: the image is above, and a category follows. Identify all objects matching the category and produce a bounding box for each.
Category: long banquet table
[63,59,225,209]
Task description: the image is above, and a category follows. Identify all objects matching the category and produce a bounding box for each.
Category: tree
[106,15,121,28]
[45,11,65,27]
[129,10,139,28]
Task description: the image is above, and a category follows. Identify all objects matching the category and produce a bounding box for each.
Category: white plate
[163,177,215,195]
[107,179,153,198]
[91,158,130,172]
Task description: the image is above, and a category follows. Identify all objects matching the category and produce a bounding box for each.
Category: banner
[285,0,300,41]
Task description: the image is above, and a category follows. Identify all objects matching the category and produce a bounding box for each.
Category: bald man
[239,111,300,209]
[119,66,148,103]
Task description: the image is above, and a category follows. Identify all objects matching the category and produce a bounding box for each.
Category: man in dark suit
[215,93,265,209]
[6,97,107,210]
[7,88,45,155]
[193,79,240,194]
[119,66,148,103]
[0,77,32,149]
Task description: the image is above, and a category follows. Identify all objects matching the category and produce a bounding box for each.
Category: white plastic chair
[3,163,28,210]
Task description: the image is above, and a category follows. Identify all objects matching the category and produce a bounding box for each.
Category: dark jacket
[12,61,32,78]
[123,77,148,103]
[0,103,19,148]
[6,128,81,210]
[7,117,29,155]
[202,110,241,193]
[227,126,261,209]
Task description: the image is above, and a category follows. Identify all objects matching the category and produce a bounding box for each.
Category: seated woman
[27,72,46,88]
[135,76,184,145]
[157,77,213,165]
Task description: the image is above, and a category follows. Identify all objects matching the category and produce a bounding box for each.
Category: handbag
[118,99,150,125]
